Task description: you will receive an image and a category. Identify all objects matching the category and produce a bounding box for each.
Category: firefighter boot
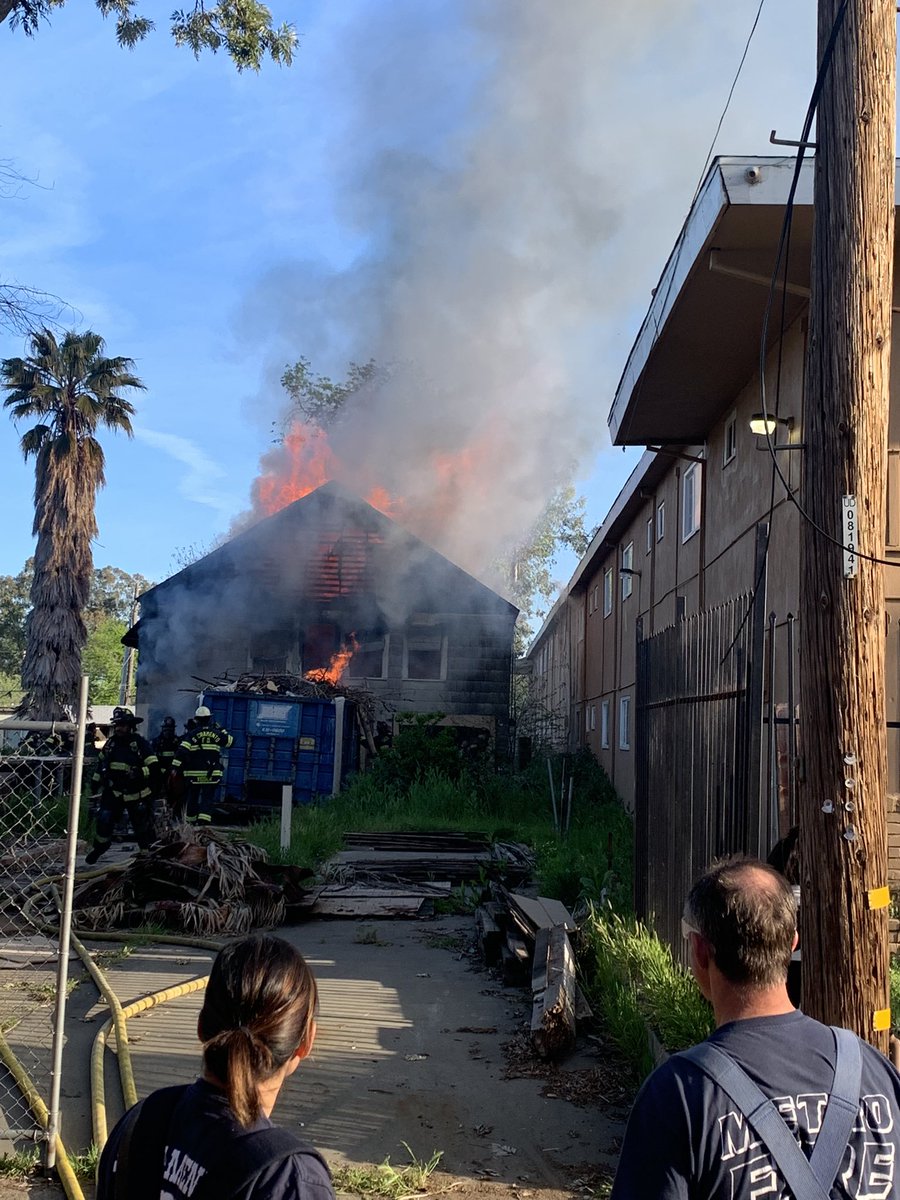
[85,840,112,865]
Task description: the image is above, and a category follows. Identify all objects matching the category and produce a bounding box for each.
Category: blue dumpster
[203,691,358,807]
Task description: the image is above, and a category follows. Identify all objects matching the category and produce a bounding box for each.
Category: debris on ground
[70,826,315,936]
[474,885,591,1061]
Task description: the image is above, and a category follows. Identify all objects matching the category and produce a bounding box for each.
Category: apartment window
[589,704,597,732]
[723,412,737,466]
[591,584,599,614]
[682,463,702,542]
[600,700,610,749]
[646,517,653,554]
[621,542,634,600]
[250,629,291,673]
[656,501,666,542]
[619,695,631,750]
[603,567,613,617]
[403,624,447,680]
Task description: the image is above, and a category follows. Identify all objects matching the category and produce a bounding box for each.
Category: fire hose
[4,873,222,1198]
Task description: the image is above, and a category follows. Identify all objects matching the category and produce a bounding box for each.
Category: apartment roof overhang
[609,157,818,447]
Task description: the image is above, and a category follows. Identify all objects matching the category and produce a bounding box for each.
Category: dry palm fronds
[72,824,301,935]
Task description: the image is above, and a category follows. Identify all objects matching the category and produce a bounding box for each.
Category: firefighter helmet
[195,705,212,719]
[112,706,142,725]
[162,716,176,728]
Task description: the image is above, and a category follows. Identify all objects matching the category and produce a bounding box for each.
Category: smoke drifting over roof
[238,0,776,581]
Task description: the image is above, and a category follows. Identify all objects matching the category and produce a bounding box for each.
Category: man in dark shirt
[611,856,900,1199]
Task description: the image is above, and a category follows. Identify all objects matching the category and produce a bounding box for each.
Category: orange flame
[304,633,359,685]
[254,425,400,518]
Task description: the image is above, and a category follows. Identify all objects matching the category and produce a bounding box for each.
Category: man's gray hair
[685,857,797,988]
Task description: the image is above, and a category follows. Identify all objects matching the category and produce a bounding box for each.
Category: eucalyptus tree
[1,329,144,717]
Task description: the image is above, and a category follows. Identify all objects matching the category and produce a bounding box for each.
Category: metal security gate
[634,526,768,949]
[0,680,88,1168]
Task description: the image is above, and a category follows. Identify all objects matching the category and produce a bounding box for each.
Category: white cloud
[134,427,232,513]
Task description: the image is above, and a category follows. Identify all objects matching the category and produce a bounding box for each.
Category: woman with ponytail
[97,934,334,1200]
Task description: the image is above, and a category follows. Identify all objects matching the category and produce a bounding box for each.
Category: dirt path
[0,914,631,1198]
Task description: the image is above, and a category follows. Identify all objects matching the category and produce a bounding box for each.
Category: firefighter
[86,707,158,864]
[172,705,233,825]
[151,715,182,820]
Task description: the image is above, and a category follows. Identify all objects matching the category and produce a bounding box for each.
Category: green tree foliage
[279,357,380,433]
[0,0,296,70]
[0,562,32,677]
[502,485,591,652]
[2,329,144,718]
[82,616,128,704]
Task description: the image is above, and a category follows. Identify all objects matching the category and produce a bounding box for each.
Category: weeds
[581,905,713,1076]
[332,1144,443,1198]
[67,1144,100,1180]
[0,1149,39,1178]
[354,926,389,946]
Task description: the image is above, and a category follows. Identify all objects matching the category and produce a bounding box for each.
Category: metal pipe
[786,613,797,825]
[0,720,77,732]
[46,676,89,1172]
[767,612,778,844]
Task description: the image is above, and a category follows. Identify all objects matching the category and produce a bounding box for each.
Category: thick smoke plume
[239,0,769,581]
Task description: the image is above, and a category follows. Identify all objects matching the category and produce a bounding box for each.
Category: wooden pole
[799,0,895,1051]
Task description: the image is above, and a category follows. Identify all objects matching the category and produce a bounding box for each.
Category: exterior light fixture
[749,413,805,451]
[749,412,779,437]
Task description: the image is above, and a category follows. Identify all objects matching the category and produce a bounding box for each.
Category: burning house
[126,482,518,758]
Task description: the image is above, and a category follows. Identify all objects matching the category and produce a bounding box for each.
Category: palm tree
[2,329,144,718]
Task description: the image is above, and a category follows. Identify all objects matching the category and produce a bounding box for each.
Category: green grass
[0,1148,39,1178]
[332,1145,443,1198]
[581,905,713,1078]
[246,752,633,913]
[67,1144,100,1180]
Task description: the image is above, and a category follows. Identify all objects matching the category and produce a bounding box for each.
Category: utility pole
[799,0,895,1052]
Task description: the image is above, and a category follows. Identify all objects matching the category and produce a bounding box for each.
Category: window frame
[602,567,613,617]
[600,699,610,749]
[723,412,737,466]
[682,463,702,543]
[402,625,448,681]
[618,695,631,751]
[656,501,666,542]
[621,542,634,600]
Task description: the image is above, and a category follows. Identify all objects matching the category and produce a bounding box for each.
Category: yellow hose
[0,1030,84,1200]
[91,975,210,1154]
[70,931,138,1108]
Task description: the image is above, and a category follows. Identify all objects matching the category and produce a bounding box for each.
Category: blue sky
[0,0,816,593]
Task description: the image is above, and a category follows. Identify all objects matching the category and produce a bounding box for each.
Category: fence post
[748,522,770,857]
[46,675,89,1171]
[280,785,292,853]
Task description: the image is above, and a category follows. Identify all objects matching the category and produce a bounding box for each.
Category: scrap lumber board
[475,904,504,965]
[509,892,577,933]
[311,896,432,917]
[531,925,577,1058]
[343,831,490,851]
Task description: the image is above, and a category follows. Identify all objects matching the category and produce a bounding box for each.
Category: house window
[249,629,291,674]
[603,567,613,617]
[646,517,653,554]
[682,463,702,542]
[621,542,634,600]
[723,412,737,466]
[403,625,447,680]
[657,501,666,542]
[619,695,631,750]
[346,633,389,680]
[589,704,596,732]
[600,700,610,749]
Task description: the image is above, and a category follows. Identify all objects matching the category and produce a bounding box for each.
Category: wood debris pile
[308,832,534,918]
[476,885,591,1060]
[202,671,378,751]
[72,827,316,936]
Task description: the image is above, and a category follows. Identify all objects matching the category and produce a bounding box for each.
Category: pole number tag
[843,494,858,578]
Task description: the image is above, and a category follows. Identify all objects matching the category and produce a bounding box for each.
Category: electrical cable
[621,0,768,441]
[720,0,852,662]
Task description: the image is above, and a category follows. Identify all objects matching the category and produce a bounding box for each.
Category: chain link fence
[0,690,86,1160]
